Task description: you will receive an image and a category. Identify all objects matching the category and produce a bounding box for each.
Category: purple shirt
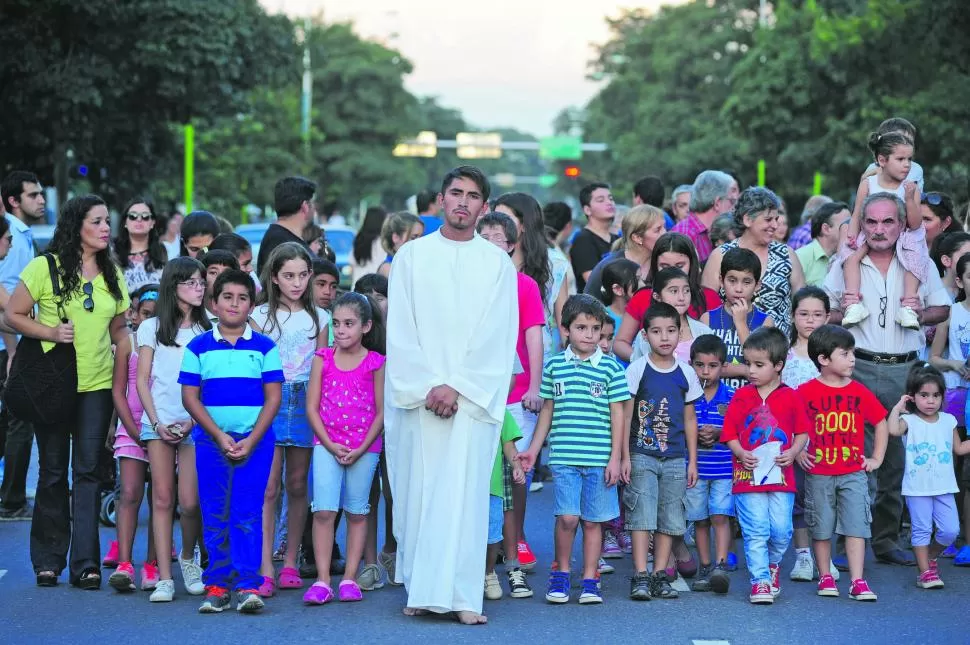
[671,213,713,264]
[787,222,812,251]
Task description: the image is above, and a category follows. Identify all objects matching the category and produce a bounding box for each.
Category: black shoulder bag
[4,254,78,425]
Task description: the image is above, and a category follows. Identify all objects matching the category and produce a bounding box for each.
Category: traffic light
[564,165,581,178]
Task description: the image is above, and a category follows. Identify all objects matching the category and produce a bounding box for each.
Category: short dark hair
[1,171,40,214]
[633,176,665,207]
[312,257,339,280]
[561,294,608,329]
[542,201,573,237]
[579,182,611,209]
[200,249,239,272]
[209,232,252,258]
[720,246,762,282]
[354,272,388,298]
[807,324,855,371]
[440,166,490,202]
[212,268,255,303]
[743,326,789,366]
[476,212,518,246]
[810,201,850,239]
[643,302,681,330]
[416,190,438,213]
[690,333,727,362]
[274,176,317,217]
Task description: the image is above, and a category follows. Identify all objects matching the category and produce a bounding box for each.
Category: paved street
[0,460,967,645]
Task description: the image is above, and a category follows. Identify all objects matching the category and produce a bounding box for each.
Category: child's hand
[328,442,352,461]
[521,389,542,414]
[338,447,364,466]
[620,456,631,484]
[894,394,912,410]
[686,462,698,488]
[739,450,758,470]
[728,298,752,322]
[228,437,253,461]
[157,423,181,445]
[796,449,815,471]
[698,424,717,449]
[511,464,526,485]
[215,432,237,457]
[861,166,878,181]
[775,448,796,467]
[605,457,621,486]
[903,180,918,203]
[516,450,537,473]
[863,456,882,472]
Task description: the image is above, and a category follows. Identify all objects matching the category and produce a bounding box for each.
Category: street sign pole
[184,124,194,214]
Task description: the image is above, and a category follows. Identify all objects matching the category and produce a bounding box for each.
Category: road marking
[692,641,730,645]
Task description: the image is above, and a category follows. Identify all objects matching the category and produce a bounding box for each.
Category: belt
[854,349,918,365]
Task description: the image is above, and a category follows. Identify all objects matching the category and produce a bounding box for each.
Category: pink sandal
[303,581,334,605]
[257,575,276,598]
[278,567,303,589]
[338,580,363,602]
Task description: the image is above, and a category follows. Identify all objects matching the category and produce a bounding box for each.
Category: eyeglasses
[921,192,943,206]
[178,279,206,290]
[878,296,887,328]
[126,212,154,222]
[82,281,94,313]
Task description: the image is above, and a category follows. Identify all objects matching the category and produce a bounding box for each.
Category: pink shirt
[508,272,546,404]
[316,347,386,453]
[671,213,713,264]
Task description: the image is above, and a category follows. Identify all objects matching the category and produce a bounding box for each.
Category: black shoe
[0,504,31,521]
[299,561,317,579]
[507,568,533,599]
[875,549,916,566]
[649,571,678,599]
[330,558,346,575]
[630,571,651,600]
[691,563,714,592]
[73,570,101,590]
[709,561,731,594]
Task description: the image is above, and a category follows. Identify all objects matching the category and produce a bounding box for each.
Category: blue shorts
[685,478,735,521]
[488,495,504,545]
[140,421,195,446]
[550,464,619,522]
[310,445,379,515]
[274,382,313,448]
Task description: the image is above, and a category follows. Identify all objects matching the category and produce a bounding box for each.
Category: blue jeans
[734,491,795,585]
[550,464,619,522]
[195,428,274,591]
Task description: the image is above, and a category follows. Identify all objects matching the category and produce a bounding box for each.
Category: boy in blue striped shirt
[686,334,735,595]
[519,294,630,605]
[179,269,284,614]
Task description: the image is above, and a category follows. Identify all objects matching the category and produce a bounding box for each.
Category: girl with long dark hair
[114,197,168,292]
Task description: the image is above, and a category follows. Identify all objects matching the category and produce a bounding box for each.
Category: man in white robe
[385,166,518,624]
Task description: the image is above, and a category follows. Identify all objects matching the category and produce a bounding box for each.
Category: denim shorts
[274,382,313,448]
[140,421,195,447]
[804,470,871,540]
[685,478,735,521]
[488,495,504,545]
[310,445,379,515]
[550,464,619,522]
[623,453,686,535]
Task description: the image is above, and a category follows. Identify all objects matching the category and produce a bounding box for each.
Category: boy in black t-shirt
[570,182,618,292]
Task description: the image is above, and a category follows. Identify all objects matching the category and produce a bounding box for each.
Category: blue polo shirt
[178,324,284,436]
[695,381,735,479]
[0,215,34,352]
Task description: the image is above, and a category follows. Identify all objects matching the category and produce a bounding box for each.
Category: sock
[796,547,811,556]
[506,558,520,569]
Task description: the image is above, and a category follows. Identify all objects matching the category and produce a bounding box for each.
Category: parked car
[234,221,354,287]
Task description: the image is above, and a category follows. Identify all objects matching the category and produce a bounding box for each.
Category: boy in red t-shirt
[721,328,811,604]
[797,325,888,601]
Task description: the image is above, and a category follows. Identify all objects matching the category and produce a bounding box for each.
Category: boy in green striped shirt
[519,294,630,605]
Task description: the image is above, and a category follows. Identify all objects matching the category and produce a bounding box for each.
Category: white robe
[385,231,518,614]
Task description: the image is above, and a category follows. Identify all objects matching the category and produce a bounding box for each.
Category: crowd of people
[1,114,970,623]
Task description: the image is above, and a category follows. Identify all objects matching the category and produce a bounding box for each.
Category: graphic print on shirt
[907,437,953,470]
[806,392,866,469]
[956,320,970,360]
[635,397,672,452]
[736,403,790,486]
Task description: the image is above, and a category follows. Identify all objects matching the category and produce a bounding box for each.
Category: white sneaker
[597,557,615,574]
[821,561,841,582]
[484,572,503,600]
[896,306,920,330]
[149,578,175,602]
[790,552,814,581]
[180,557,205,595]
[356,563,387,591]
[529,480,544,493]
[843,303,869,326]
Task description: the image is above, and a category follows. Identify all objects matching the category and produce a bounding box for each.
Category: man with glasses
[823,192,950,567]
[0,171,42,520]
[671,170,737,265]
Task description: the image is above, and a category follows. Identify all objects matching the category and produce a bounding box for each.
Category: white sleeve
[682,362,704,403]
[625,357,647,396]
[136,317,157,350]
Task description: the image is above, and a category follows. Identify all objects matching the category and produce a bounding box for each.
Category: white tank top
[901,412,959,497]
[945,302,970,389]
[867,175,906,200]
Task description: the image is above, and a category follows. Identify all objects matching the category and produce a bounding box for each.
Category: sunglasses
[921,193,943,206]
[82,281,94,313]
[126,212,154,222]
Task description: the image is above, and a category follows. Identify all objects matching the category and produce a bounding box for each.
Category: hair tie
[140,291,159,302]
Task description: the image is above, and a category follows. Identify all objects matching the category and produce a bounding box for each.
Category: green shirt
[795,239,831,288]
[490,411,522,498]
[539,346,630,467]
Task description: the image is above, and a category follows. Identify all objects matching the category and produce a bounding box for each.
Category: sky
[260,0,681,137]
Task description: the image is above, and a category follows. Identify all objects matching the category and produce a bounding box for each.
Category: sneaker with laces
[916,569,944,589]
[749,581,774,604]
[709,561,730,594]
[140,560,159,591]
[817,574,839,597]
[109,562,136,592]
[150,578,175,602]
[102,540,119,568]
[843,302,869,326]
[848,578,878,601]
[578,578,602,604]
[601,532,623,559]
[597,557,615,575]
[236,589,265,613]
[630,571,651,600]
[198,585,231,613]
[545,571,570,603]
[484,572,503,600]
[691,563,714,592]
[179,557,205,595]
[356,563,387,591]
[507,568,533,598]
[517,541,538,571]
[378,551,401,586]
[619,531,633,554]
[896,306,920,330]
[649,571,678,599]
[769,563,781,597]
[528,480,544,493]
[789,552,814,581]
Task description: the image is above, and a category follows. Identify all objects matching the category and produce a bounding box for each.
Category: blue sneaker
[954,545,970,567]
[578,578,603,604]
[941,543,958,559]
[725,552,738,572]
[831,555,849,572]
[545,571,570,604]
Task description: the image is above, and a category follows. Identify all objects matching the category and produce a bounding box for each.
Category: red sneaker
[140,560,159,591]
[916,569,944,590]
[102,540,119,568]
[517,541,537,571]
[816,574,839,597]
[848,578,878,601]
[929,558,939,573]
[749,581,774,604]
[768,563,780,597]
[108,561,135,592]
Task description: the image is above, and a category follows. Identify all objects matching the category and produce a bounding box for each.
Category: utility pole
[300,17,313,173]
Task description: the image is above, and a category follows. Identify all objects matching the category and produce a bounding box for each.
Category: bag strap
[43,253,68,322]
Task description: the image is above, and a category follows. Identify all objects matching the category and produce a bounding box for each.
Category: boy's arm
[238,381,282,452]
[953,428,970,456]
[605,399,626,485]
[684,403,698,487]
[864,419,889,471]
[181,384,235,455]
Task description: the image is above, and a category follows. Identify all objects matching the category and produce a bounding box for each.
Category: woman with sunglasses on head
[114,197,168,293]
[921,192,964,247]
[5,195,130,590]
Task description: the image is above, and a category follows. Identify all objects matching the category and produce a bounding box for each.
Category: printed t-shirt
[251,304,330,382]
[695,381,736,479]
[625,354,703,458]
[705,304,769,390]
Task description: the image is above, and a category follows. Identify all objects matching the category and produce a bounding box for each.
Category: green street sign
[540,136,582,161]
[539,174,559,188]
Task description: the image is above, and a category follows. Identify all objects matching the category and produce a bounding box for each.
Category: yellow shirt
[20,256,129,392]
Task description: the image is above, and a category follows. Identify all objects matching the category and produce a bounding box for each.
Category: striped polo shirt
[539,346,630,467]
[178,324,284,436]
[695,381,735,479]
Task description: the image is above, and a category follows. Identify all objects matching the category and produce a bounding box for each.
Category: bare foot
[454,611,487,625]
[402,607,430,617]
